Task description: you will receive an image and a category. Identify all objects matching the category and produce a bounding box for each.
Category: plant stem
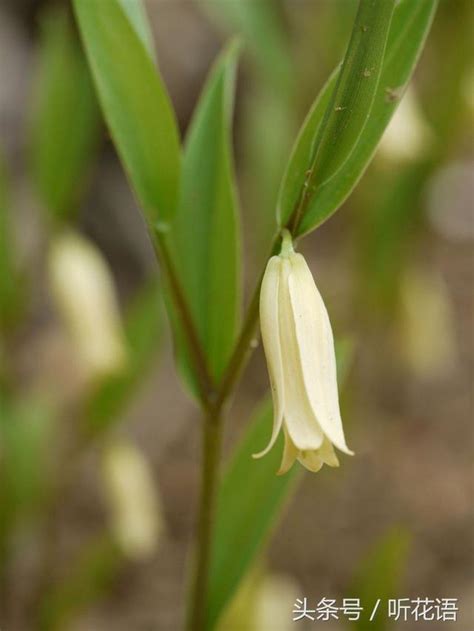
[185,235,282,630]
[153,232,216,407]
[186,412,223,631]
[214,275,262,412]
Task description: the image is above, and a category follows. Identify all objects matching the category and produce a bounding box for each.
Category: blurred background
[0,0,472,629]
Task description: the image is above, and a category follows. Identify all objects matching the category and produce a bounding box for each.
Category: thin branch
[186,411,223,631]
[152,231,216,408]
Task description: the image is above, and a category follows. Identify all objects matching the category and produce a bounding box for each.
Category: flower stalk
[186,412,223,631]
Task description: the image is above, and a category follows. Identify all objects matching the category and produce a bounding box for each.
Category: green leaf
[73,0,180,225]
[29,7,100,222]
[279,0,396,230]
[350,528,411,631]
[117,0,155,59]
[206,339,354,628]
[279,0,437,236]
[277,66,340,228]
[169,42,241,387]
[82,276,163,435]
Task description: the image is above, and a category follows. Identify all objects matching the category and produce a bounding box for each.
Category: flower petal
[279,259,325,451]
[277,428,298,475]
[297,450,323,473]
[289,254,353,455]
[318,437,340,468]
[254,256,285,459]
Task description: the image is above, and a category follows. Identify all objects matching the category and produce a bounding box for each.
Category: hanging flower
[254,231,353,474]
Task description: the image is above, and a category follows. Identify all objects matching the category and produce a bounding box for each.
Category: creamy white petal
[254,257,285,459]
[289,254,353,455]
[297,450,323,473]
[277,428,298,475]
[279,259,325,451]
[318,437,340,467]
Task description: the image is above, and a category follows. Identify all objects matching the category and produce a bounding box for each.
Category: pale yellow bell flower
[255,231,353,474]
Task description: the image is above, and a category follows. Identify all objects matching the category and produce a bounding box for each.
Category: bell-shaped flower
[255,231,353,474]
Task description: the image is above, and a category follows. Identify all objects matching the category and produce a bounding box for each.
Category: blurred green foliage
[39,534,122,631]
[358,163,432,315]
[83,275,163,436]
[349,528,411,631]
[0,155,23,335]
[200,0,292,93]
[0,396,56,561]
[29,7,100,224]
[2,5,166,626]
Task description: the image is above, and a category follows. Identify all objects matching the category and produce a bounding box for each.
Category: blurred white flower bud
[426,161,474,242]
[399,267,456,380]
[255,574,301,631]
[462,67,474,114]
[102,439,163,560]
[378,87,432,162]
[48,231,127,381]
[218,568,301,631]
[256,230,352,475]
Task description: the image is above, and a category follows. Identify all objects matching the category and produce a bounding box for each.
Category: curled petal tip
[339,444,355,457]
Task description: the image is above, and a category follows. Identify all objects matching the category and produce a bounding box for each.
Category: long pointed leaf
[73,0,180,225]
[278,0,437,236]
[170,42,241,388]
[117,0,155,59]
